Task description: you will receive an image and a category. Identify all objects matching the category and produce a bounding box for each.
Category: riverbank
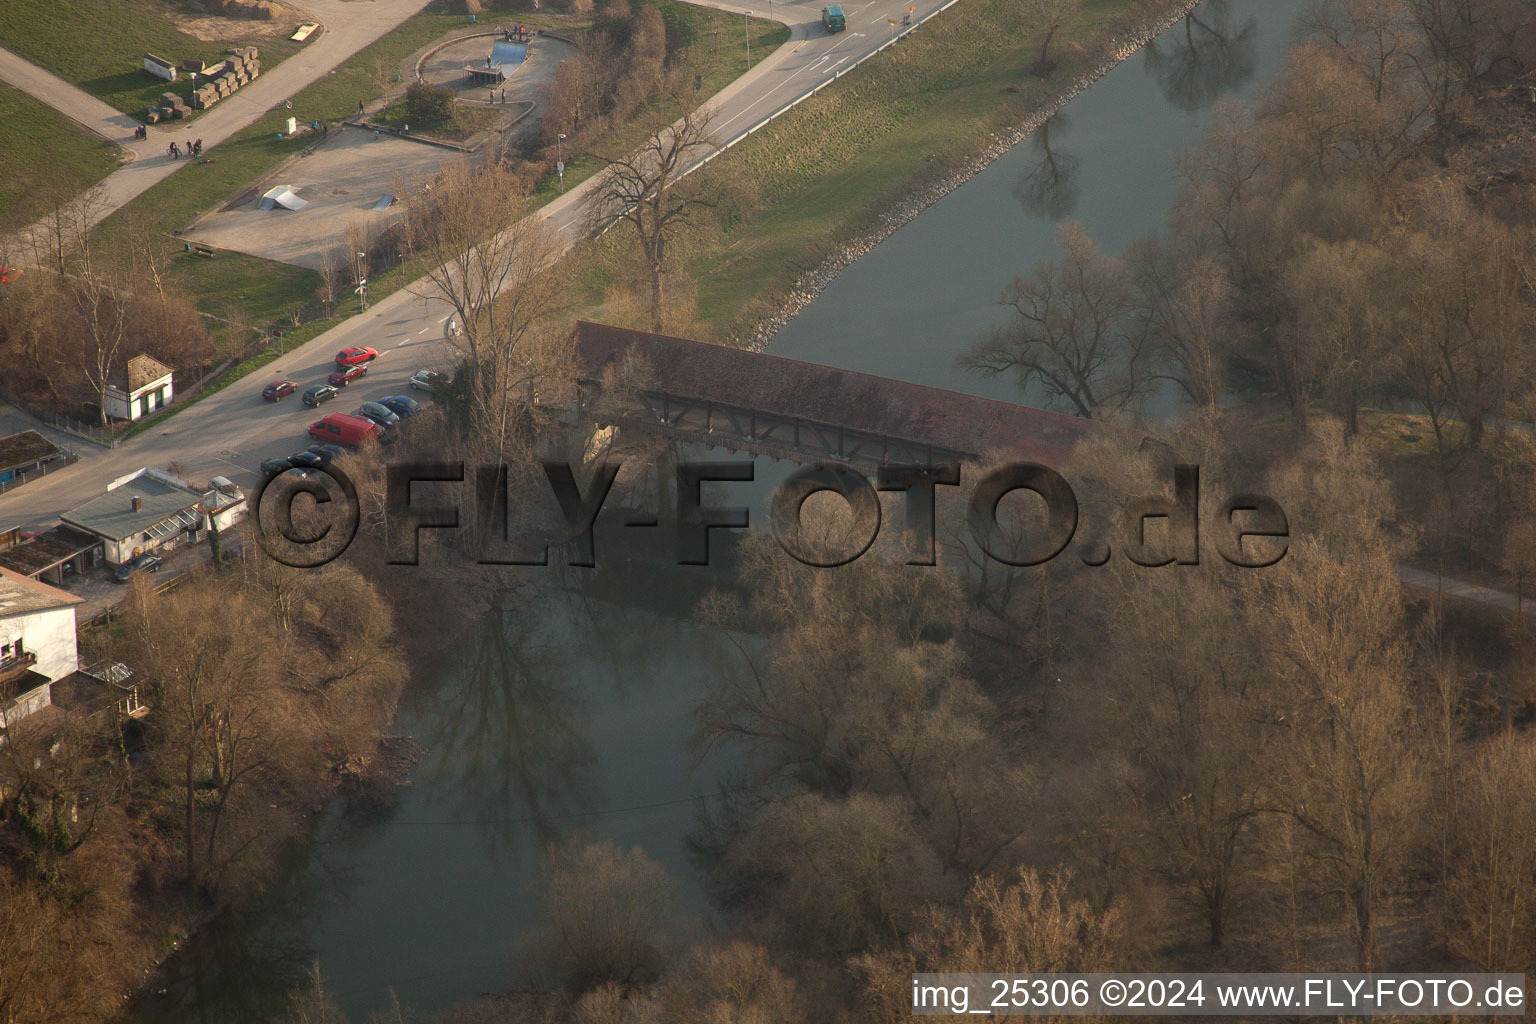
[558,0,1205,343]
[735,0,1205,351]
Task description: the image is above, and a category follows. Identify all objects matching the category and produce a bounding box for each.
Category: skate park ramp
[490,40,527,67]
[260,186,309,211]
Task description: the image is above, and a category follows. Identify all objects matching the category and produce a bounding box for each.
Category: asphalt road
[0,0,946,530]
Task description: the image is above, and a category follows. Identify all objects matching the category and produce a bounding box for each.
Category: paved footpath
[0,47,146,150]
[0,0,433,254]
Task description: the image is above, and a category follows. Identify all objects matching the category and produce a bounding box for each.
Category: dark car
[259,457,295,477]
[355,402,400,428]
[262,380,298,401]
[378,395,420,418]
[335,346,378,367]
[409,370,447,393]
[307,443,348,465]
[303,383,339,407]
[114,553,163,583]
[287,451,324,470]
[328,365,368,387]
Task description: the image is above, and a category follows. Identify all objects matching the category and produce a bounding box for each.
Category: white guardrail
[591,0,962,237]
[704,0,965,164]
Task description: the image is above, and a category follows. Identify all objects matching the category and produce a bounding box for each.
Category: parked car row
[258,362,439,482]
[260,443,349,478]
[260,347,381,405]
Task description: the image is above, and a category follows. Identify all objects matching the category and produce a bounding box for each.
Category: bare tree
[67,232,133,426]
[588,101,725,333]
[1031,0,1081,74]
[316,244,345,318]
[401,159,565,452]
[126,580,310,889]
[531,836,679,992]
[852,869,1122,1024]
[1443,732,1536,972]
[1127,239,1234,413]
[1259,425,1425,970]
[961,222,1151,417]
[24,181,108,277]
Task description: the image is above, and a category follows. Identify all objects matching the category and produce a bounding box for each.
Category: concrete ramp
[260,186,308,211]
[491,40,528,67]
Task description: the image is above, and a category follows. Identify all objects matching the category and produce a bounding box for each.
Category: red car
[335,346,378,367]
[327,364,368,387]
[307,413,380,448]
[262,379,297,401]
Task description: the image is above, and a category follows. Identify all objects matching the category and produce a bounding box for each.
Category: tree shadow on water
[1012,112,1081,222]
[1141,0,1259,113]
[416,593,603,864]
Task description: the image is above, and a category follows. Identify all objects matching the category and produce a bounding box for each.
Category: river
[134,0,1308,1019]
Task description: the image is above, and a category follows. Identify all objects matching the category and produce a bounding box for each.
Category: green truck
[822,5,846,31]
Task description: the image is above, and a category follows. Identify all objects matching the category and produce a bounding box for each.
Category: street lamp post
[557,132,566,193]
[744,10,752,68]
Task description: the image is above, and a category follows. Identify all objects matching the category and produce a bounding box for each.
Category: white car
[409,370,448,393]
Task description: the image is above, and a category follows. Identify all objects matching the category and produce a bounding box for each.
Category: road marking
[417,326,430,334]
[715,27,875,133]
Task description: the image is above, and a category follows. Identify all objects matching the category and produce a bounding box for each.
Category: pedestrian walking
[358,99,364,114]
[195,138,203,155]
[323,123,329,137]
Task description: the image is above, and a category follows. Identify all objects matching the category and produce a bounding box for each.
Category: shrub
[405,81,456,126]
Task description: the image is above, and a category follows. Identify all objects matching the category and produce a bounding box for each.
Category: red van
[306,412,379,448]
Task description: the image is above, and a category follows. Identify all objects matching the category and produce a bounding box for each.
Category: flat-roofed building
[0,429,74,493]
[61,468,206,566]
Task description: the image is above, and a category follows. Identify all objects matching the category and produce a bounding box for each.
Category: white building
[104,354,174,422]
[0,567,82,731]
[61,468,244,566]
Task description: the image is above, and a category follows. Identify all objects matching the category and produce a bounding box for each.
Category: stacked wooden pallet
[190,47,262,110]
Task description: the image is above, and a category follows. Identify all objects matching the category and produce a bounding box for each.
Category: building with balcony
[0,567,82,731]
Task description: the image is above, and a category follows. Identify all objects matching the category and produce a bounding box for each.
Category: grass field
[531,2,789,203]
[99,0,785,331]
[95,4,476,334]
[0,0,302,120]
[0,81,120,232]
[558,0,1178,339]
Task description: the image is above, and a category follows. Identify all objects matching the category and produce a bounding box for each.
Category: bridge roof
[572,321,1094,466]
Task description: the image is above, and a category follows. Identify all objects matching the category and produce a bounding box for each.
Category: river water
[135,1,1308,1020]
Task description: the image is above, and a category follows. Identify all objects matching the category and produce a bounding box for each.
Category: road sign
[557,161,564,173]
